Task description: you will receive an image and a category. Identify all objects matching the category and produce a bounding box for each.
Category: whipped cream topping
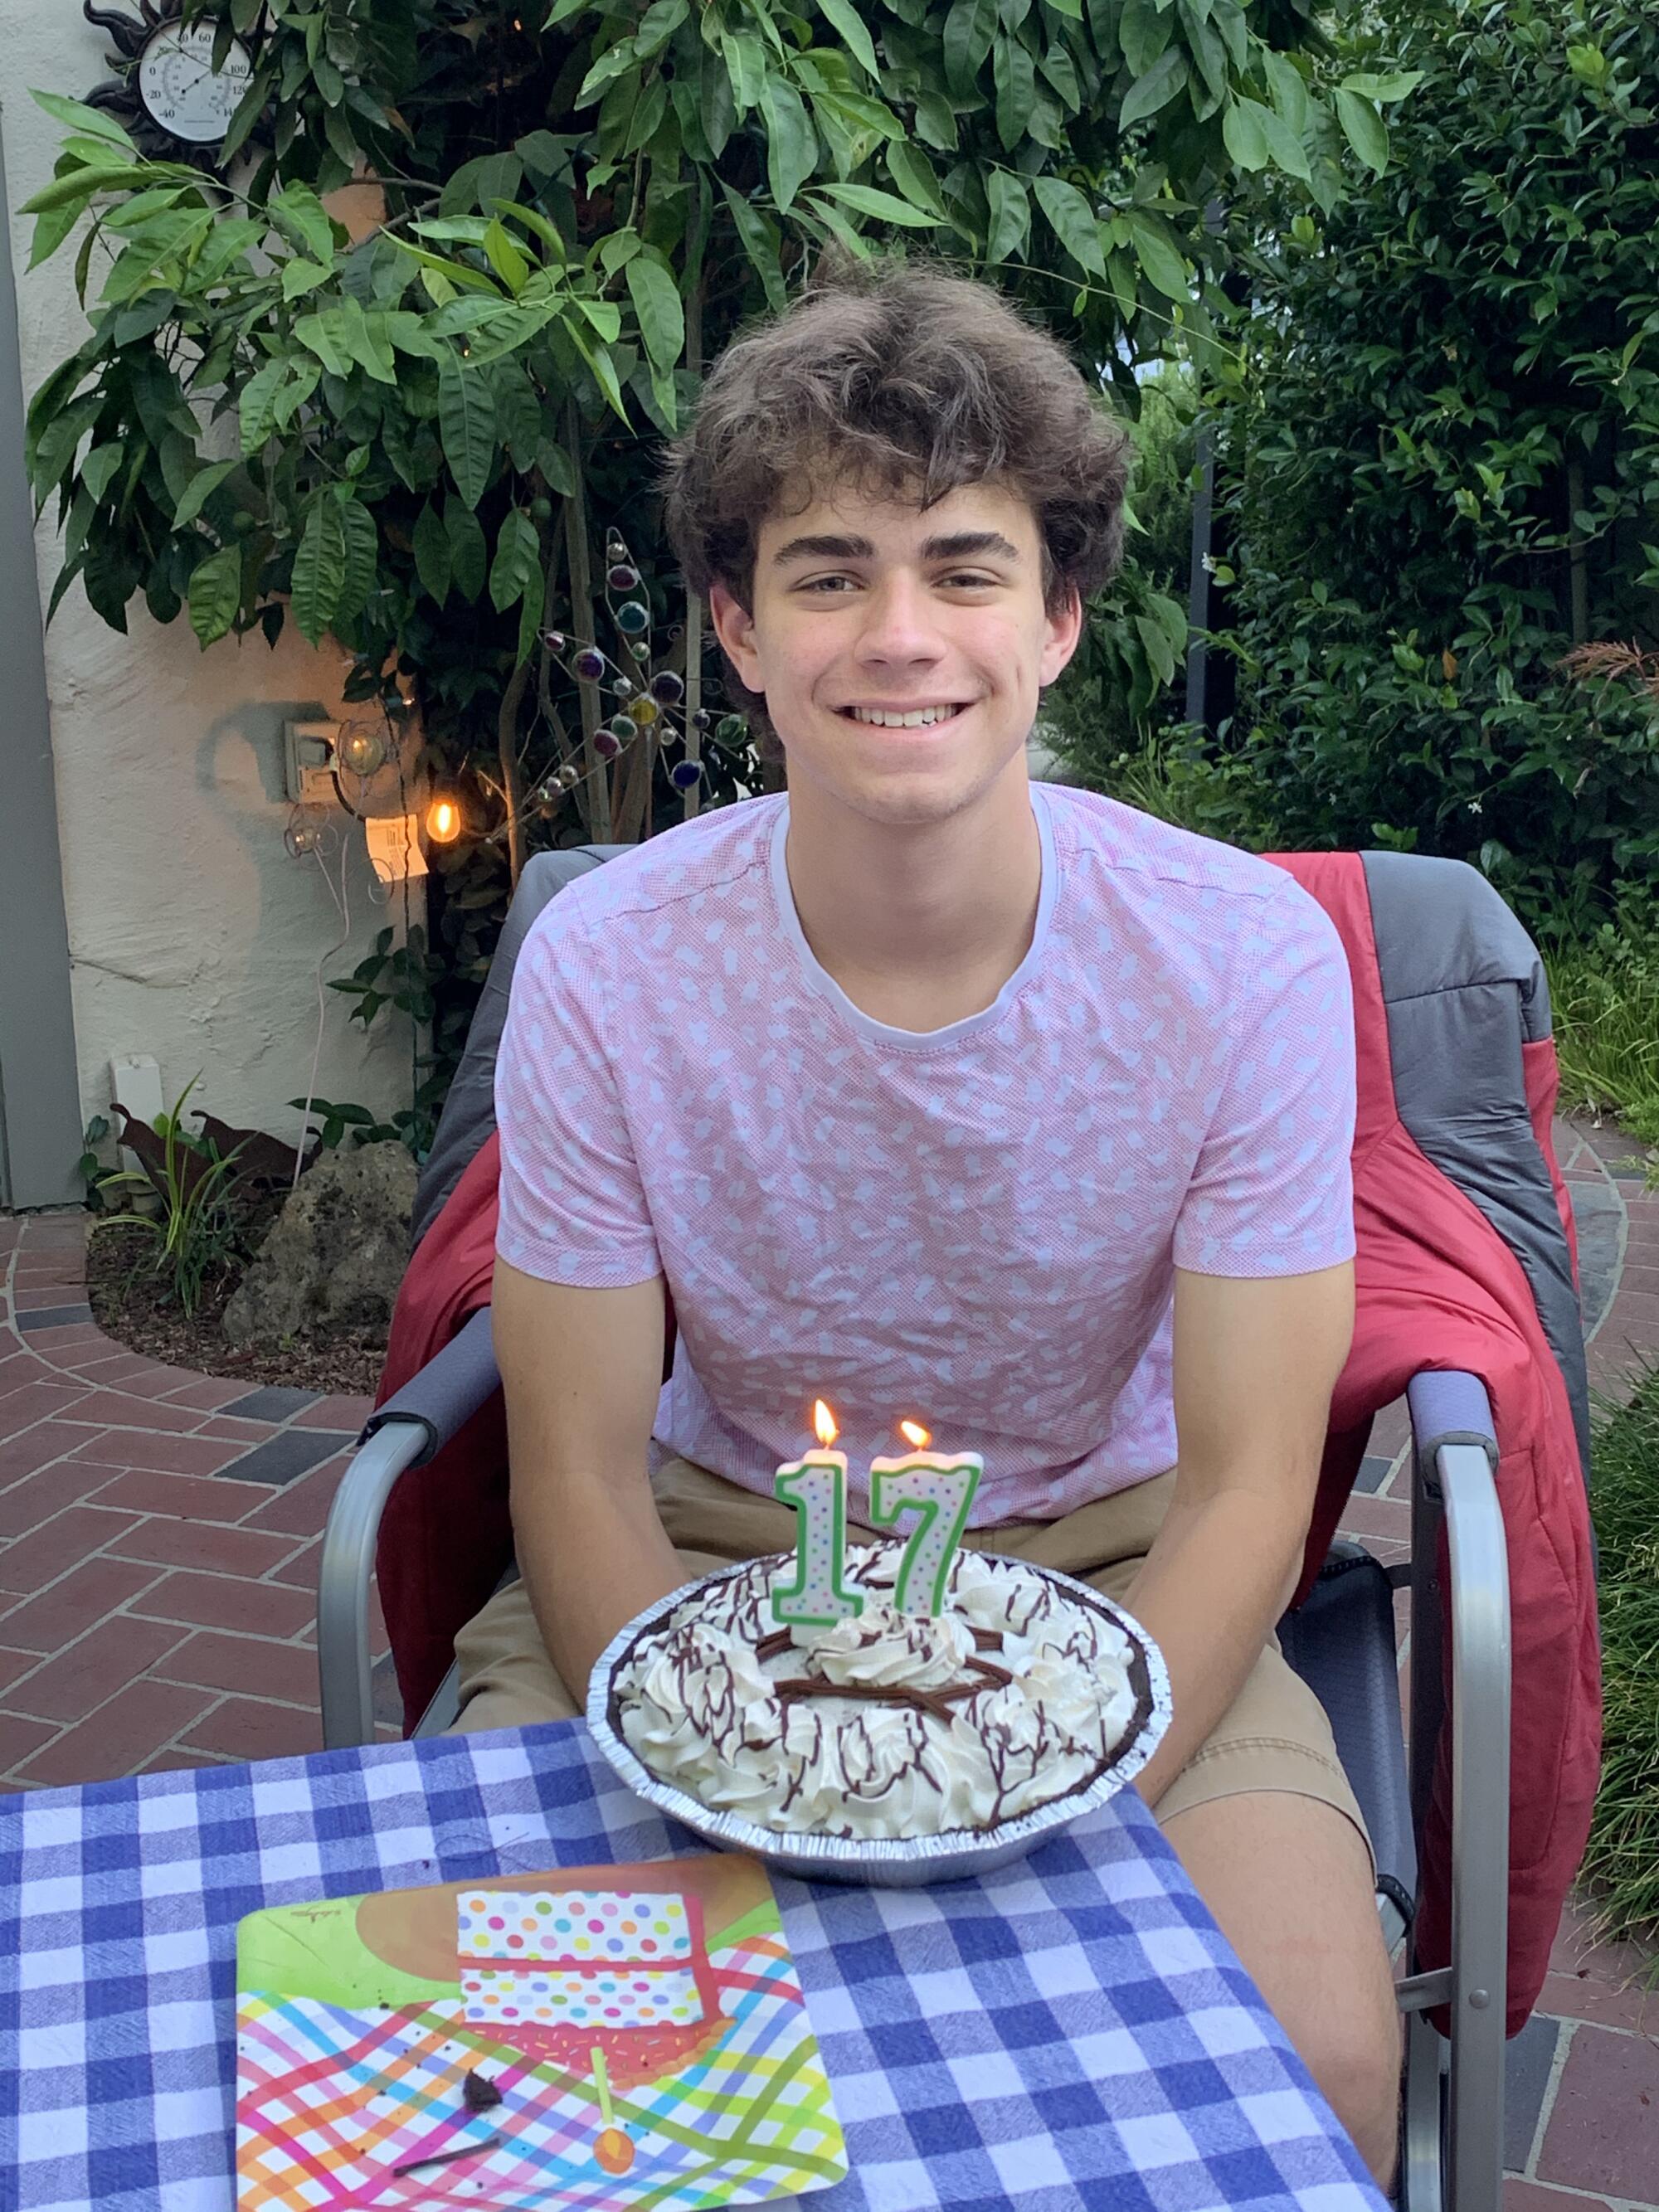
[611,1544,1142,1840]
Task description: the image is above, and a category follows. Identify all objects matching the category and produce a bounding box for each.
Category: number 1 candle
[771,1399,866,1627]
[869,1421,983,1616]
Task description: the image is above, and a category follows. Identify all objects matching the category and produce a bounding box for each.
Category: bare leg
[1160,1789,1402,2191]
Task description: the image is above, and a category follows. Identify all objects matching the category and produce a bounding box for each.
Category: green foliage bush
[22,0,1409,1125]
[1190,0,1659,936]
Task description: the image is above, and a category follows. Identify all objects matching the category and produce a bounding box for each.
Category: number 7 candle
[771,1399,866,1627]
[869,1421,983,1615]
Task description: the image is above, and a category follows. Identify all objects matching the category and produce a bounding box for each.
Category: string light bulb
[336,724,386,777]
[425,795,462,844]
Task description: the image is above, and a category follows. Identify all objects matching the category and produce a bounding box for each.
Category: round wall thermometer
[137,17,253,143]
[83,2,259,161]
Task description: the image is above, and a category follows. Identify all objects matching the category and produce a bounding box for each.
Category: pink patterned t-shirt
[494,785,1355,1524]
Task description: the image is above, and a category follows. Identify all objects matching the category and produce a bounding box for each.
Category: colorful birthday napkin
[235,1854,846,2210]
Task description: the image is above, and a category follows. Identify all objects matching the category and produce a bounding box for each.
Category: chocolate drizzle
[607,1549,1160,1843]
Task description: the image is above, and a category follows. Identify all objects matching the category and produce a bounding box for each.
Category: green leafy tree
[23,0,1397,1092]
[1190,0,1659,935]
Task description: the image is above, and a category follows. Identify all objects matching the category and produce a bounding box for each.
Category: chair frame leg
[317,1419,430,1748]
[1400,1435,1511,2212]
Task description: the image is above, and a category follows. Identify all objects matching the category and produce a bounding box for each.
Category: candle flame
[813,1398,839,1447]
[898,1419,931,1448]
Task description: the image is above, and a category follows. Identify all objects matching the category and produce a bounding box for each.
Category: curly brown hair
[658,249,1130,741]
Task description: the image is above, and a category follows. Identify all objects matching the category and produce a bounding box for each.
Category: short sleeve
[493,904,662,1286]
[1173,884,1357,1276]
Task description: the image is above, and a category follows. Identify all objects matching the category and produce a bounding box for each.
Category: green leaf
[985,169,1031,264]
[1134,610,1176,687]
[29,198,85,271]
[335,500,378,623]
[942,0,996,94]
[445,496,487,600]
[187,544,241,649]
[1034,174,1107,277]
[625,251,684,367]
[577,38,640,105]
[1334,89,1389,177]
[1338,70,1422,105]
[489,508,542,613]
[885,139,946,221]
[516,570,546,666]
[567,323,630,425]
[815,182,941,229]
[439,354,498,508]
[1121,208,1188,300]
[993,33,1036,150]
[172,459,237,529]
[1118,0,1170,75]
[1262,51,1308,139]
[1221,96,1270,172]
[1254,99,1311,182]
[270,181,338,265]
[482,217,530,294]
[281,257,333,302]
[80,445,123,503]
[22,165,140,216]
[572,295,622,343]
[292,497,347,645]
[1119,47,1188,128]
[29,90,136,152]
[719,178,787,314]
[760,76,818,213]
[816,0,880,80]
[411,501,452,605]
[240,356,290,452]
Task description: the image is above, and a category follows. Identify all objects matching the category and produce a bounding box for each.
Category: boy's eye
[797,571,998,593]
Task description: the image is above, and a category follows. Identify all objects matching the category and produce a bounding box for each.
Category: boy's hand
[493,1256,685,1701]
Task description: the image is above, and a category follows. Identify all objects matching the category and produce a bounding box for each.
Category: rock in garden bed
[222,1141,417,1351]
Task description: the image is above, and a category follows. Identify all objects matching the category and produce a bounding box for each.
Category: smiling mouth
[835,703,972,729]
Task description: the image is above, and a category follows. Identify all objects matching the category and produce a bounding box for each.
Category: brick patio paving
[2,1112,1657,2205]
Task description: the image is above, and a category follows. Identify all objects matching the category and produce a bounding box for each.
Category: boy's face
[708,474,1082,830]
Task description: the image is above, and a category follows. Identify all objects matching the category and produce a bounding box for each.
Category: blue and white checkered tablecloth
[0,1719,1387,2212]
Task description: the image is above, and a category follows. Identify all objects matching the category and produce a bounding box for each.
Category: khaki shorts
[451,1456,1372,1868]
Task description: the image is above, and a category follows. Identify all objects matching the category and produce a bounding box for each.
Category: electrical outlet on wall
[284,718,341,806]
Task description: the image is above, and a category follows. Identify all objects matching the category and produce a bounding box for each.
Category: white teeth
[845,704,963,727]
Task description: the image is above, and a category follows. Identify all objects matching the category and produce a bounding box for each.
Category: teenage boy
[454,254,1401,2184]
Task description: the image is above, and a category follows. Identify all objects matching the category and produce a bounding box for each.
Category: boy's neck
[780,761,1044,1033]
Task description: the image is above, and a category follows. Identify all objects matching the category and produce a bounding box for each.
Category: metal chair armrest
[317,1308,502,1748]
[1403,1369,1511,2212]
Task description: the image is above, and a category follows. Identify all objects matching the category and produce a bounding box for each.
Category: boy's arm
[1123,1258,1355,1809]
[494,1252,687,1704]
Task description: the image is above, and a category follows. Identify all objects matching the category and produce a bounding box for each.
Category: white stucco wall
[2,4,416,1148]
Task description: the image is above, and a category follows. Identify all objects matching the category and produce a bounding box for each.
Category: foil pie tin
[585,1555,1172,1887]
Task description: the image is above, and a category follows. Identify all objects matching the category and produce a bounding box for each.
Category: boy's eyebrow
[770,529,1022,566]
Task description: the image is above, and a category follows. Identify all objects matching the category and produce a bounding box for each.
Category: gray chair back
[411,845,630,1248]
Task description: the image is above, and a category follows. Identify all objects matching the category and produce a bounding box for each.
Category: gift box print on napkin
[235,1855,845,2210]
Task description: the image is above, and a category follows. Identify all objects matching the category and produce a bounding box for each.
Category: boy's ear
[708,579,762,692]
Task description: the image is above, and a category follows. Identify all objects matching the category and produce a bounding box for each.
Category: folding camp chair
[319,839,1593,2212]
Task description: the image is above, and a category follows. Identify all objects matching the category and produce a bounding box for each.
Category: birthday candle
[868,1422,983,1616]
[771,1399,866,1627]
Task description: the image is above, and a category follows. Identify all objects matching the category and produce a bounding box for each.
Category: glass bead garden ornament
[630,697,659,728]
[717,715,747,741]
[615,600,650,635]
[670,760,703,791]
[608,712,638,741]
[630,639,651,661]
[650,670,685,705]
[691,707,713,732]
[540,630,566,652]
[556,763,581,790]
[593,730,621,760]
[606,563,640,592]
[611,677,635,699]
[573,647,606,683]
